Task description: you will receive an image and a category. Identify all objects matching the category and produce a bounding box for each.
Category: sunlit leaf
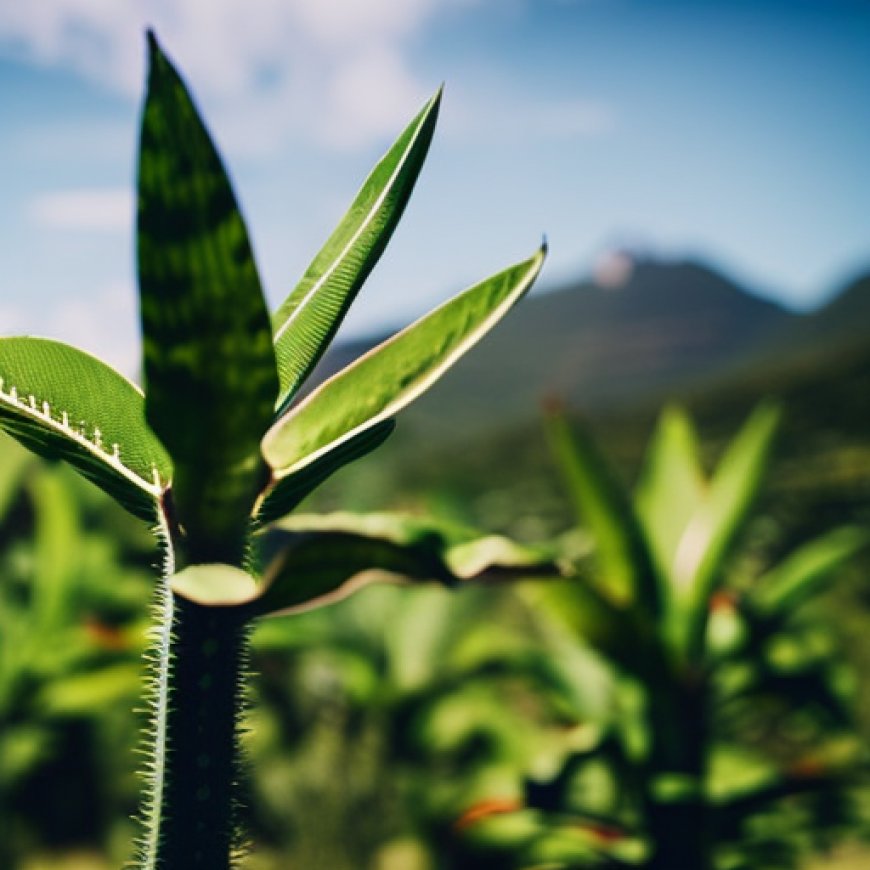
[635,406,705,588]
[272,89,441,413]
[263,245,545,479]
[0,435,30,523]
[0,337,170,520]
[678,403,780,654]
[543,404,661,616]
[253,510,560,616]
[170,563,258,607]
[30,470,79,634]
[38,663,141,715]
[254,419,395,525]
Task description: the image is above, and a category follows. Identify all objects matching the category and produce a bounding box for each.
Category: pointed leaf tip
[264,244,545,479]
[137,28,278,552]
[271,87,443,409]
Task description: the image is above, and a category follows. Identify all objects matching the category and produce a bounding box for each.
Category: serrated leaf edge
[0,374,165,499]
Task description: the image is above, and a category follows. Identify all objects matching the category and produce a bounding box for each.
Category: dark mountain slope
[399,255,793,440]
[771,268,870,352]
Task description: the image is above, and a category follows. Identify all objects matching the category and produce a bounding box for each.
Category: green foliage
[460,404,869,869]
[271,89,441,413]
[256,511,560,615]
[138,33,280,560]
[0,338,171,520]
[0,447,150,866]
[0,30,547,868]
[261,255,544,490]
[247,580,587,868]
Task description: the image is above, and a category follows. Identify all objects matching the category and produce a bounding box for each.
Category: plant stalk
[643,671,711,870]
[143,589,249,869]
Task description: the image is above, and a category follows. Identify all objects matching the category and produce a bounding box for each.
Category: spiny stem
[136,509,252,870]
[135,511,176,870]
[152,595,250,869]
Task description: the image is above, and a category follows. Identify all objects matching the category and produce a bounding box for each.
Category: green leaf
[272,89,441,413]
[170,563,258,607]
[36,662,141,719]
[680,402,780,654]
[262,245,546,479]
[0,337,170,520]
[30,469,79,634]
[38,663,141,716]
[523,574,651,676]
[255,419,395,525]
[635,406,705,587]
[751,526,868,616]
[0,725,53,787]
[137,33,278,557]
[542,404,661,617]
[253,511,560,616]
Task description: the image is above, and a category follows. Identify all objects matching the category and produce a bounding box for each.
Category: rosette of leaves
[0,32,550,869]
[457,405,868,870]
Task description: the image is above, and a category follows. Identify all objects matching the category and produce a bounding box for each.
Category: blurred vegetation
[2,333,870,868]
[444,403,869,869]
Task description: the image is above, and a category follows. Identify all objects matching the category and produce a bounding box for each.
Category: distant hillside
[398,253,793,441]
[770,268,870,352]
[304,253,870,541]
[308,254,870,450]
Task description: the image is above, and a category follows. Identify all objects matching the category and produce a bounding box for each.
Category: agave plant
[458,404,869,869]
[536,404,868,870]
[0,32,550,868]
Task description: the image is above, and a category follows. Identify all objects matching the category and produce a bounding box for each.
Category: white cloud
[319,46,429,150]
[28,188,133,232]
[0,1,613,157]
[0,0,452,152]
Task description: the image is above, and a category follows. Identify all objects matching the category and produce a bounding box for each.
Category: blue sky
[0,0,868,375]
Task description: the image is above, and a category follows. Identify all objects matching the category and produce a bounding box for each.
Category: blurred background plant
[0,441,152,868]
[448,405,870,870]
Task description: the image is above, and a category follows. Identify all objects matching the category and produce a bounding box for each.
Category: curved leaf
[254,419,395,525]
[170,564,258,607]
[679,402,781,655]
[0,337,170,520]
[750,526,868,616]
[272,89,441,413]
[262,245,546,478]
[542,404,661,617]
[253,511,561,616]
[137,33,278,556]
[635,405,705,587]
